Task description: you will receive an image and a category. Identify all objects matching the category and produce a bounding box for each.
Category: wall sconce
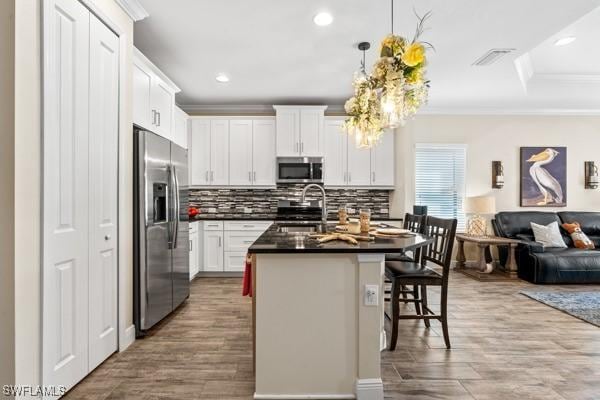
[492,161,504,189]
[585,161,599,189]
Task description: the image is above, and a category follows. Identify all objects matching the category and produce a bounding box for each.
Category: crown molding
[114,0,149,22]
[420,107,600,116]
[180,104,346,116]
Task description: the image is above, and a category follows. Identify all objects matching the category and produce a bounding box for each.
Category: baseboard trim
[120,324,135,351]
[356,378,384,400]
[254,394,355,399]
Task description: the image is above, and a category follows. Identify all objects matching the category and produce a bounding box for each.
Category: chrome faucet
[301,184,327,225]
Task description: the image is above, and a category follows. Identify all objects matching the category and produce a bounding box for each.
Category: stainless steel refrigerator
[134,128,189,336]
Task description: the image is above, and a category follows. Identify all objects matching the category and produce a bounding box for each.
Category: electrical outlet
[208,207,217,213]
[243,207,252,214]
[364,285,379,306]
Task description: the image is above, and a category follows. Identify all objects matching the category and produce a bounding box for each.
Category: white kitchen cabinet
[190,119,211,185]
[133,62,152,129]
[274,107,300,156]
[370,131,395,187]
[324,119,347,186]
[274,106,327,156]
[229,120,254,185]
[347,140,371,186]
[203,230,224,272]
[198,220,271,274]
[189,119,229,186]
[252,120,276,186]
[172,106,188,149]
[133,48,180,141]
[210,120,230,185]
[189,222,199,280]
[224,252,247,272]
[300,108,325,156]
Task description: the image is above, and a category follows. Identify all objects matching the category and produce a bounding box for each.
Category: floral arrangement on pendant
[344,11,432,148]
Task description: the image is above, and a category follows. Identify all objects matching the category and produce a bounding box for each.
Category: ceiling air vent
[472,48,516,66]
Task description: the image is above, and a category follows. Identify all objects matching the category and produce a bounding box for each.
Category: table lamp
[465,196,496,237]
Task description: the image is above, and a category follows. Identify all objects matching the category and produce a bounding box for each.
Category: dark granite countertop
[248,223,433,254]
[192,214,403,222]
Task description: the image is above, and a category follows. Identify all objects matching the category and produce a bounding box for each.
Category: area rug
[521,290,600,327]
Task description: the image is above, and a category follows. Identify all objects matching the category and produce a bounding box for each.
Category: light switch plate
[208,207,217,213]
[243,207,252,214]
[364,284,379,306]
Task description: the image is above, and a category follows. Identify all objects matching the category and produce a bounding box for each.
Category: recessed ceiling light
[554,36,576,46]
[215,73,229,83]
[313,12,333,26]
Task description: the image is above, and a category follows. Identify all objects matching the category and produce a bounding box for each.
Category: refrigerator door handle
[172,165,180,249]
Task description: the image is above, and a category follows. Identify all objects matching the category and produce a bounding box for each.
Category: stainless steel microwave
[276,157,323,184]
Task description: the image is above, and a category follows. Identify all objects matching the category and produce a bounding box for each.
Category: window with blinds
[415,144,467,231]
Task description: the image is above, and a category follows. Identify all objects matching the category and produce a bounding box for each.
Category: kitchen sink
[276,224,324,233]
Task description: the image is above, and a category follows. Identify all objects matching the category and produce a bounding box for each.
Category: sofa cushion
[558,212,600,235]
[495,212,561,239]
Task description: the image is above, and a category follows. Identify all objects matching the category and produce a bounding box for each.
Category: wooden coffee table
[455,234,521,281]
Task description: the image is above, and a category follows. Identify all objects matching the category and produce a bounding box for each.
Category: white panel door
[190,119,211,185]
[275,108,300,156]
[132,62,152,129]
[88,14,119,371]
[300,108,324,156]
[252,120,276,186]
[324,120,347,186]
[151,80,174,139]
[370,131,395,186]
[203,231,224,272]
[229,120,253,185]
[210,120,230,185]
[347,140,371,186]
[43,0,90,391]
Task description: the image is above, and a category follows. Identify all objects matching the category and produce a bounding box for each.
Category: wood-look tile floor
[65,273,600,400]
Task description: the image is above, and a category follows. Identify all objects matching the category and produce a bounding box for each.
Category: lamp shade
[465,196,496,215]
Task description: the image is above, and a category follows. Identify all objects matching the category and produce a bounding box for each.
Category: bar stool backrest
[421,216,458,278]
[403,213,425,234]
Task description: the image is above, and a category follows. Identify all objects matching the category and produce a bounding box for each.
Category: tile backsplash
[189,184,391,218]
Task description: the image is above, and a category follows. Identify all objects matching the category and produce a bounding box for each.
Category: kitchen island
[248,222,433,400]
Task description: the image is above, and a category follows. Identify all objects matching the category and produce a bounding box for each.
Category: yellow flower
[402,43,425,67]
[406,68,423,84]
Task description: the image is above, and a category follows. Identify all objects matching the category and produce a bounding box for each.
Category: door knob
[104,235,111,241]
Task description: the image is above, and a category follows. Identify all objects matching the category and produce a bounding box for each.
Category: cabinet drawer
[224,231,261,252]
[224,252,247,272]
[203,221,224,231]
[224,221,272,231]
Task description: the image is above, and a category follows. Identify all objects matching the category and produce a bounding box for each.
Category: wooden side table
[455,234,521,281]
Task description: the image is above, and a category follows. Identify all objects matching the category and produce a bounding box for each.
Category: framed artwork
[520,147,567,207]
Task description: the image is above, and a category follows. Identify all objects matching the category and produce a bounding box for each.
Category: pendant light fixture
[354,42,370,83]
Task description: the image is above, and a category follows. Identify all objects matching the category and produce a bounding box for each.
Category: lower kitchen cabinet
[203,230,224,272]
[198,220,271,273]
[189,222,199,280]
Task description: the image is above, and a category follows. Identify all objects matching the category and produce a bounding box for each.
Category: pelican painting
[520,147,567,207]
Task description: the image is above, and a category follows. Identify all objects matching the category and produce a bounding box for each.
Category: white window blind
[415,144,467,231]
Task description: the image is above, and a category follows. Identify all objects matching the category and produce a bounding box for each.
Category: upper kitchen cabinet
[228,118,276,187]
[172,106,189,149]
[251,119,276,186]
[274,106,327,157]
[133,48,180,141]
[323,117,395,188]
[370,131,395,187]
[189,118,230,186]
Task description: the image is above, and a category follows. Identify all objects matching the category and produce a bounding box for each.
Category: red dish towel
[242,254,252,297]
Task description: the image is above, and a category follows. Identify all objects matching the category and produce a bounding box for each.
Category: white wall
[1,0,15,391]
[390,115,600,218]
[12,0,134,392]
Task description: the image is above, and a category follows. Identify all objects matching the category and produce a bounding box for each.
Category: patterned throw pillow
[531,221,568,248]
[562,222,595,249]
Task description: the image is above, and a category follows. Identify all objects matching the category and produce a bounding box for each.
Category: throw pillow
[531,221,568,248]
[562,222,595,249]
